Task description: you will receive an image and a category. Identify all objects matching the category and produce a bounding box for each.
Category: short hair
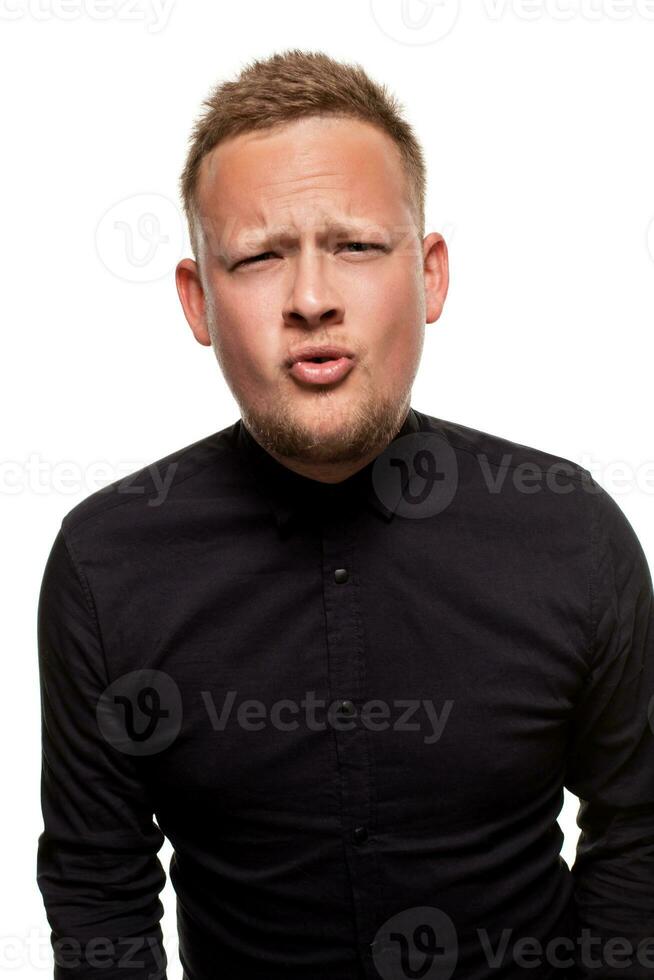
[179,48,427,261]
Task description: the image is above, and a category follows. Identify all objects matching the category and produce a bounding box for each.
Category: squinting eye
[237,251,277,267]
[235,242,386,268]
[340,242,386,254]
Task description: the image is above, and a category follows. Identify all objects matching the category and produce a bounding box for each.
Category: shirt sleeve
[36,527,168,979]
[563,477,654,979]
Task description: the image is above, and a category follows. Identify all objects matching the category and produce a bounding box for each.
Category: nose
[281,247,345,329]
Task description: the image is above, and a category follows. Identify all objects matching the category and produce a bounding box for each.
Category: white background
[3,0,654,975]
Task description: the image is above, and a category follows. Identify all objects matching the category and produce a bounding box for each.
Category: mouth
[288,355,355,386]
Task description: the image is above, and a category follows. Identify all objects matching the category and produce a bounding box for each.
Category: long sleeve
[563,477,654,979]
[36,527,168,979]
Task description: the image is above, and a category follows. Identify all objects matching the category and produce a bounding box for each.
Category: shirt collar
[234,407,422,534]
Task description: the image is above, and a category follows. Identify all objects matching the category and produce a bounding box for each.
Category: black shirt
[36,406,654,980]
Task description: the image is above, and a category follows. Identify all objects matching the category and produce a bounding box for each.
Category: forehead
[195,115,413,231]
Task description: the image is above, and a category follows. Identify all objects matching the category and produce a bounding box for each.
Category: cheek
[359,263,424,360]
[209,284,281,380]
[380,328,423,386]
[361,251,423,312]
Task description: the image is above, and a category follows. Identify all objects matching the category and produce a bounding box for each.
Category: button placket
[320,510,380,970]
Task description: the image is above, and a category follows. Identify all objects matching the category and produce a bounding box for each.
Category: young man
[37,49,653,979]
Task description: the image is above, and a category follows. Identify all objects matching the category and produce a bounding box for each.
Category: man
[36,49,654,980]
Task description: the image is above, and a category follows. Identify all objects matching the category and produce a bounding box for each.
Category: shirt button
[352,826,368,844]
[338,699,356,717]
[334,567,349,583]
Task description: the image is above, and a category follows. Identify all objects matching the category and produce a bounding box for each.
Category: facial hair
[238,371,413,467]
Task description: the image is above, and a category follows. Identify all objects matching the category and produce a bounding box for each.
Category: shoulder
[59,419,239,552]
[413,408,590,487]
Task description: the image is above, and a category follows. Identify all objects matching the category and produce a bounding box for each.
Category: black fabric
[36,407,654,979]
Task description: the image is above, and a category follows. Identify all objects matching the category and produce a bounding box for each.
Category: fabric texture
[36,407,654,979]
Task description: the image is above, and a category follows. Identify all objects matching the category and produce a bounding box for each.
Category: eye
[234,241,387,268]
[236,251,278,267]
[339,242,387,255]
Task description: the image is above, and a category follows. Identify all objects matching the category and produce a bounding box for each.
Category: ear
[422,232,449,324]
[175,258,212,346]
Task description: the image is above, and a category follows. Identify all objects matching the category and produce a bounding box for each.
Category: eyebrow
[233,219,389,253]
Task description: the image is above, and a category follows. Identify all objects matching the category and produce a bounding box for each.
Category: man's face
[176,115,448,472]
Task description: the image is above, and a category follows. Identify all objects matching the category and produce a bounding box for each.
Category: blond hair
[179,48,426,260]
